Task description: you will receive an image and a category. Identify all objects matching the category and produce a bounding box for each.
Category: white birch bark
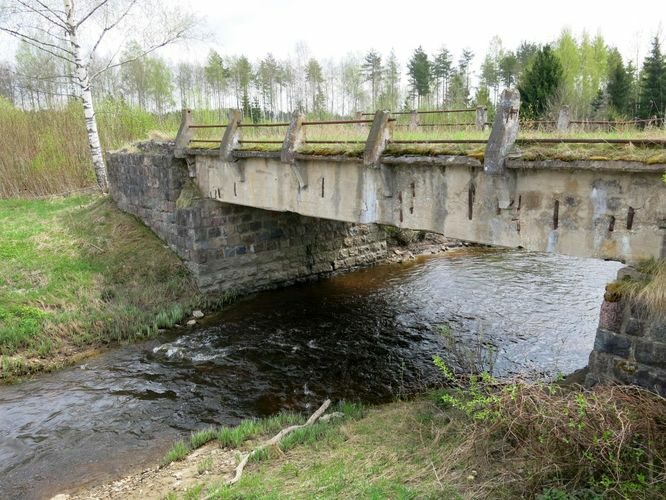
[64,0,108,191]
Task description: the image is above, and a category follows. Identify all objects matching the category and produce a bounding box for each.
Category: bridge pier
[106,142,387,294]
[586,266,666,396]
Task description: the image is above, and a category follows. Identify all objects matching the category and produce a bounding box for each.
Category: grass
[606,259,666,319]
[198,399,464,499]
[0,195,203,380]
[165,384,664,500]
[163,440,190,465]
[0,97,181,198]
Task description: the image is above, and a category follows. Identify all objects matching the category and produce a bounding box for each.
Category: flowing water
[0,248,622,499]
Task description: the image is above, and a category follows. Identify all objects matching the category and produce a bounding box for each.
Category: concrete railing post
[282,111,308,189]
[281,111,305,164]
[364,110,392,167]
[557,106,570,133]
[220,109,242,162]
[476,106,488,131]
[354,111,364,133]
[174,109,193,159]
[409,109,419,131]
[484,89,520,175]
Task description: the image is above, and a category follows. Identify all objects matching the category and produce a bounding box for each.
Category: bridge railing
[361,107,488,131]
[175,92,666,169]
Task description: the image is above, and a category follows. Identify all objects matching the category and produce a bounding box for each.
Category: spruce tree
[638,36,666,119]
[518,45,563,119]
[407,47,431,107]
[606,51,632,118]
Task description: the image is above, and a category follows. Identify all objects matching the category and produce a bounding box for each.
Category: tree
[204,50,227,112]
[229,56,253,113]
[0,0,196,190]
[432,47,452,107]
[498,51,519,88]
[638,35,666,120]
[407,46,430,107]
[606,49,632,118]
[361,50,382,110]
[340,55,365,114]
[518,45,563,119]
[480,54,499,103]
[256,54,279,117]
[0,62,14,104]
[379,50,400,111]
[458,48,474,98]
[305,58,325,116]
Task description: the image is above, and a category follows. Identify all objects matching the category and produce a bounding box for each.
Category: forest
[1,29,665,122]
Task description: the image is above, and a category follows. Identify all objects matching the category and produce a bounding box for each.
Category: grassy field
[0,195,202,380]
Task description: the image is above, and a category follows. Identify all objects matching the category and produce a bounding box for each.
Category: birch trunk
[64,0,108,192]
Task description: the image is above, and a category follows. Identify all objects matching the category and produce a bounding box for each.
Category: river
[0,248,622,499]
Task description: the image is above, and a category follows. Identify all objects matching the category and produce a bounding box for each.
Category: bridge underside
[194,151,665,263]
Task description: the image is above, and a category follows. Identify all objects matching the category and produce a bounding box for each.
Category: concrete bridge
[106,89,666,396]
[179,90,666,264]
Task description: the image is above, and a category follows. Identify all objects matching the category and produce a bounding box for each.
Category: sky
[180,0,665,67]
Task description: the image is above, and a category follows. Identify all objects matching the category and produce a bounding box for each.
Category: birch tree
[0,0,195,191]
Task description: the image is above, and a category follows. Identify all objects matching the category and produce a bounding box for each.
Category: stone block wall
[586,268,666,396]
[106,142,387,294]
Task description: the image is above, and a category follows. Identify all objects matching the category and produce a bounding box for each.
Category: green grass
[217,412,305,448]
[201,400,462,500]
[0,195,203,380]
[163,440,189,465]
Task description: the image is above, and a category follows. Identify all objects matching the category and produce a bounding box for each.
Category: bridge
[106,89,666,396]
[176,89,665,264]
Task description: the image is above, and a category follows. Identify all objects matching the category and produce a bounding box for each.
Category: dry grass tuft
[447,382,666,498]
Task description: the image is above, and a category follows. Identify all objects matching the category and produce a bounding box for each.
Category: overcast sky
[181,0,665,68]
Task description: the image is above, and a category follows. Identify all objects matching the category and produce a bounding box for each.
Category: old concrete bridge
[106,89,666,395]
[179,90,665,265]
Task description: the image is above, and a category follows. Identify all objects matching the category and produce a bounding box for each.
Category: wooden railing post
[220,109,242,162]
[364,110,392,167]
[174,109,193,158]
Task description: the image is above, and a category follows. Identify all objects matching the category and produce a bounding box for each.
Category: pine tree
[361,51,383,110]
[432,47,452,107]
[638,36,666,119]
[518,45,564,119]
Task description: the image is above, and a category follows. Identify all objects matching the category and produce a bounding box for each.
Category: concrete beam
[174,109,194,159]
[364,110,392,167]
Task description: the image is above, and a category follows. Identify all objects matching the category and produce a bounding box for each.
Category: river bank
[63,381,666,500]
[0,195,464,382]
[0,195,208,381]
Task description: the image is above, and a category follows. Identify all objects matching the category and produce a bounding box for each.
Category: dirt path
[61,443,236,500]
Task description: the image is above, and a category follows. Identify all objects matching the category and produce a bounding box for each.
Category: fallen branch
[223,399,332,488]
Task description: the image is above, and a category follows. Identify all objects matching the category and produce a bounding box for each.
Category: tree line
[1,30,664,123]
